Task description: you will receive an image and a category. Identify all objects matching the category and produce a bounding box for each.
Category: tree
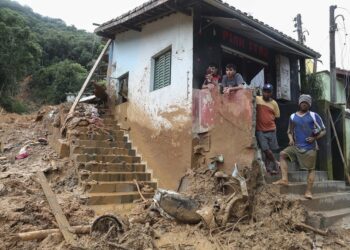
[30,60,87,104]
[0,8,41,100]
[0,0,103,110]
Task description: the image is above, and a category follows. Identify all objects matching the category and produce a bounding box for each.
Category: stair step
[73,147,132,156]
[89,172,151,182]
[289,192,350,211]
[278,181,346,195]
[310,208,350,228]
[68,127,123,135]
[266,171,328,183]
[70,133,127,141]
[75,154,141,164]
[103,119,116,125]
[87,181,157,193]
[73,140,132,149]
[100,114,115,119]
[77,162,146,172]
[86,192,154,205]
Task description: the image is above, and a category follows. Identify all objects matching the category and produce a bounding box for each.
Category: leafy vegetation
[0,0,103,111]
[300,73,324,101]
[30,60,88,104]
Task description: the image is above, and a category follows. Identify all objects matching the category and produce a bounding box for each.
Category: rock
[214,171,229,179]
[154,189,201,224]
[57,139,70,158]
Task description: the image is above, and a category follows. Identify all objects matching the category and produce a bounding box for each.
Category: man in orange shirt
[256,83,280,175]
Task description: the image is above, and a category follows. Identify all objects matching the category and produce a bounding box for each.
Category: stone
[57,139,70,158]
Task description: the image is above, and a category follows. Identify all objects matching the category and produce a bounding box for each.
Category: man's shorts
[282,146,316,170]
[256,130,279,151]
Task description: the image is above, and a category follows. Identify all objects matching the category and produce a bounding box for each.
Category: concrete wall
[318,71,346,104]
[192,88,256,174]
[316,71,349,181]
[108,13,193,190]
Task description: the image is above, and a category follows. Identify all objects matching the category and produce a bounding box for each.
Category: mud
[0,107,95,249]
[1,106,349,249]
[114,102,192,190]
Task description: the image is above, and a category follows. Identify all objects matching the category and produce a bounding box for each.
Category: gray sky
[15,0,350,71]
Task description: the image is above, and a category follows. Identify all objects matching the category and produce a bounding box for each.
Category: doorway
[221,50,266,86]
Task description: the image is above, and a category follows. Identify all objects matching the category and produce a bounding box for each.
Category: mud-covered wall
[107,13,193,190]
[192,88,256,173]
[114,103,192,190]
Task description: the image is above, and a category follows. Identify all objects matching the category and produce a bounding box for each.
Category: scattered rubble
[0,105,349,249]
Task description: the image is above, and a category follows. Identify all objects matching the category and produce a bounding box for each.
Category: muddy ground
[0,107,349,250]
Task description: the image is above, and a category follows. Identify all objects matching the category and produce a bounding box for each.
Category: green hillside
[0,0,103,112]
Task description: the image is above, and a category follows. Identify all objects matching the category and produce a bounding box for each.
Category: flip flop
[304,192,313,200]
[272,179,289,186]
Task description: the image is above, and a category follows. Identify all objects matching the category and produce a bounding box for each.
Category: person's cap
[262,83,273,92]
[299,94,312,106]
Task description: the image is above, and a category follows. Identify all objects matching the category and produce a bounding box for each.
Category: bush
[300,73,324,101]
[0,96,28,113]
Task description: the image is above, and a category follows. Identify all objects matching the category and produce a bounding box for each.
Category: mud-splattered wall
[192,88,256,174]
[107,13,193,190]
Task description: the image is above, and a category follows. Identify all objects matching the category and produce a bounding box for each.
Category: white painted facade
[109,13,193,130]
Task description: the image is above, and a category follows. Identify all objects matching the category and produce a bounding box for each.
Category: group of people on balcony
[201,64,326,200]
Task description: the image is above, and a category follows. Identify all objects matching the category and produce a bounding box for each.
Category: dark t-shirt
[222,73,245,87]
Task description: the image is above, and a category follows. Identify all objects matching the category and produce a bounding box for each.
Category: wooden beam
[17,226,91,241]
[36,171,77,246]
[68,39,112,116]
[328,109,350,183]
[121,24,142,32]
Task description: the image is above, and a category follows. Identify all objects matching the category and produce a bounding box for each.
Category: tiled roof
[95,0,320,58]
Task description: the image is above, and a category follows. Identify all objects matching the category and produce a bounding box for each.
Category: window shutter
[154,50,171,90]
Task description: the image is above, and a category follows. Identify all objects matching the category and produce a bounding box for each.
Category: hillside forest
[0,0,104,113]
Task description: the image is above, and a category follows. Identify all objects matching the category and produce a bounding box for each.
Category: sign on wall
[276,55,291,100]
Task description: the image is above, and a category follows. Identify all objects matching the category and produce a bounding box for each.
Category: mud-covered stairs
[69,109,157,205]
[267,164,350,228]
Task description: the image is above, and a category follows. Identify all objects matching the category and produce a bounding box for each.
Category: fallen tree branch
[334,239,349,248]
[133,179,147,202]
[295,223,328,236]
[16,225,91,241]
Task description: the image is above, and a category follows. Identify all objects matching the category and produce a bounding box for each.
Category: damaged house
[94,0,320,190]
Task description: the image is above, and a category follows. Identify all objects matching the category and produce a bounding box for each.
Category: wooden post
[327,109,350,183]
[68,39,112,116]
[36,171,77,246]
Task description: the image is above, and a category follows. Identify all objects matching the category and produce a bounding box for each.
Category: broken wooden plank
[17,225,91,241]
[68,39,112,116]
[36,171,77,245]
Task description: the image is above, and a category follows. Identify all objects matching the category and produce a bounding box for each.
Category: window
[118,73,128,104]
[153,49,171,90]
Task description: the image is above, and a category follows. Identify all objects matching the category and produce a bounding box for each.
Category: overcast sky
[15,0,350,71]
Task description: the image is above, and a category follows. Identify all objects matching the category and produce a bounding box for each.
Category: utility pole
[294,14,304,44]
[294,14,306,83]
[330,5,337,103]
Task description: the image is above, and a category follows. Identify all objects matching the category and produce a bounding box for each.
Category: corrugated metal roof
[95,0,320,58]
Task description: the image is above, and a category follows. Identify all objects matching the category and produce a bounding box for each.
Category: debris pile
[0,106,349,249]
[94,162,350,249]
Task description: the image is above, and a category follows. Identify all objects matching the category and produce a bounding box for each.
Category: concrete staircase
[267,164,350,229]
[69,109,157,206]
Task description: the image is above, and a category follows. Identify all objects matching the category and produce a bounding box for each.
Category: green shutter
[154,50,171,90]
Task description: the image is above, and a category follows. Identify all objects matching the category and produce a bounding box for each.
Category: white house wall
[111,13,193,130]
